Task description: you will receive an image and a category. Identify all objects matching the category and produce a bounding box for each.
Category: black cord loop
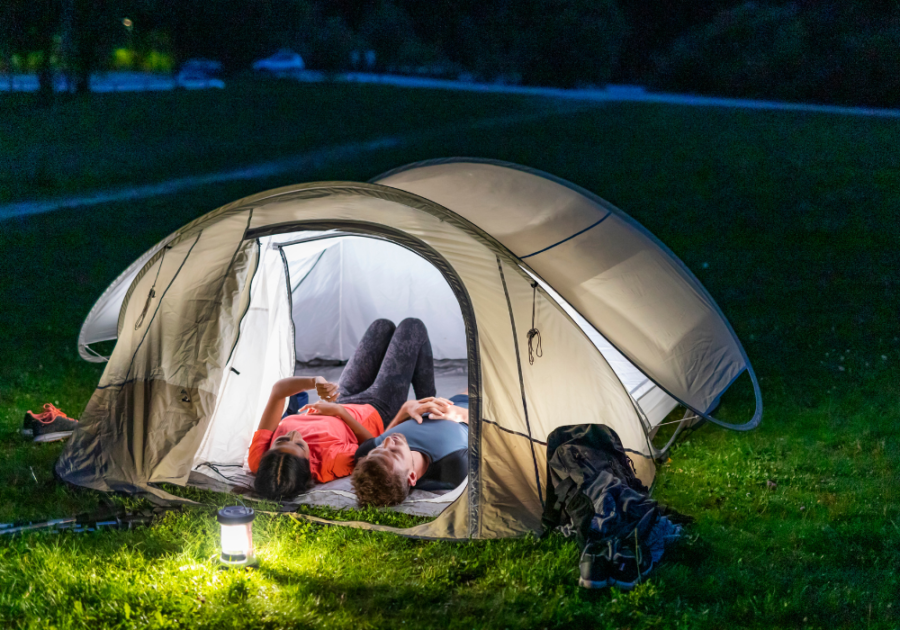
[526,282,542,365]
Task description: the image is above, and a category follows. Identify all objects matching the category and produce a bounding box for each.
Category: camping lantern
[217,506,256,566]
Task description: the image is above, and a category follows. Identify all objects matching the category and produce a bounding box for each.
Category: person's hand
[315,378,340,402]
[299,401,343,417]
[433,404,468,423]
[403,397,454,424]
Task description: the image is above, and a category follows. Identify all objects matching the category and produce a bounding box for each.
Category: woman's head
[254,431,313,499]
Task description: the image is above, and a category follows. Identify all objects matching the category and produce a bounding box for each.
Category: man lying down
[351,391,469,507]
[246,318,468,502]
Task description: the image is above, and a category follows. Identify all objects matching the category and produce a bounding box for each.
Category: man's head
[254,430,313,499]
[351,433,417,507]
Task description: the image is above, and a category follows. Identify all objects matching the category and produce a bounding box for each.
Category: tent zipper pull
[134,245,169,330]
[134,289,155,330]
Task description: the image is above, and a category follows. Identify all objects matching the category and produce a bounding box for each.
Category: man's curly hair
[351,456,410,507]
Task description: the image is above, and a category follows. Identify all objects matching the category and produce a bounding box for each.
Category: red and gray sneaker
[22,403,79,442]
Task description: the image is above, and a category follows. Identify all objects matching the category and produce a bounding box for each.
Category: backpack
[541,424,654,543]
[541,424,686,589]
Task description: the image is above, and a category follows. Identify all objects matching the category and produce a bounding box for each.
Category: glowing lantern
[217,506,256,566]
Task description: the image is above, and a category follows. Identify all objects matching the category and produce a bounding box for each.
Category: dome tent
[58,159,761,541]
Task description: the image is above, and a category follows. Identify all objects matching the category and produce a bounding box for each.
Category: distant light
[122,18,133,28]
[217,506,256,567]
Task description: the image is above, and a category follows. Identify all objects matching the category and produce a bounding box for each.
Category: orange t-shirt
[247,404,383,483]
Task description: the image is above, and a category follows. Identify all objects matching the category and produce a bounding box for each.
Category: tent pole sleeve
[693,364,763,432]
[79,342,111,363]
[277,245,297,369]
[647,365,762,436]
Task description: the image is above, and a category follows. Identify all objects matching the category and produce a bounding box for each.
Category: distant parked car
[175,70,225,90]
[252,50,305,74]
[180,58,222,75]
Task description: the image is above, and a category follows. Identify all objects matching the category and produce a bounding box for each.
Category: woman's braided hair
[254,449,313,499]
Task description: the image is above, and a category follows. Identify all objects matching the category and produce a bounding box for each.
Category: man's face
[367,433,415,484]
[270,430,310,459]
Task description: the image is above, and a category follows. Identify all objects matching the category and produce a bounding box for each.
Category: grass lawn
[0,78,543,203]
[1,83,898,629]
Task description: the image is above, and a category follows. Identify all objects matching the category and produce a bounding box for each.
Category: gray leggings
[338,318,436,424]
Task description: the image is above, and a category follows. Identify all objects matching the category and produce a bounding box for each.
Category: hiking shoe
[578,540,614,589]
[607,544,654,591]
[23,404,79,442]
[578,538,654,590]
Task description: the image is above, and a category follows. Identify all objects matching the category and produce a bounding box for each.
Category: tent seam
[496,257,544,509]
[203,210,255,323]
[482,418,547,446]
[519,212,612,259]
[288,249,327,293]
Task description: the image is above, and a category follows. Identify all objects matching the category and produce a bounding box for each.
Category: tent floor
[187,359,469,517]
[189,468,463,518]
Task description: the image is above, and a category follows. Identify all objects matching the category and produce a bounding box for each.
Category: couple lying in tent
[247,318,469,506]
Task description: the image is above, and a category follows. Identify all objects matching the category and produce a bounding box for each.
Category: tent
[58,158,761,540]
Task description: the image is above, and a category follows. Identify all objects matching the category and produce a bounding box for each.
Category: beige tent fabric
[374,161,747,416]
[58,211,257,491]
[528,216,743,415]
[498,259,648,449]
[478,423,545,538]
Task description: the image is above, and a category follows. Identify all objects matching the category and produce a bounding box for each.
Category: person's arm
[385,397,454,430]
[256,376,336,432]
[299,401,374,443]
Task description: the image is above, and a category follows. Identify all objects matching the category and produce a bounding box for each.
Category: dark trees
[651,1,900,107]
[67,0,119,93]
[519,0,627,87]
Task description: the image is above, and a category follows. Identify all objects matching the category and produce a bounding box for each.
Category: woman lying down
[247,318,468,502]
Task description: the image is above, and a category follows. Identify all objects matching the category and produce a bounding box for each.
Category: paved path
[337,73,900,119]
[6,70,900,119]
[0,107,583,221]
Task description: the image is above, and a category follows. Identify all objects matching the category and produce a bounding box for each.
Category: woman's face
[270,430,310,459]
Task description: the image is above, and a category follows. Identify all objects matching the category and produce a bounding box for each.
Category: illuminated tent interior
[59,159,761,540]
